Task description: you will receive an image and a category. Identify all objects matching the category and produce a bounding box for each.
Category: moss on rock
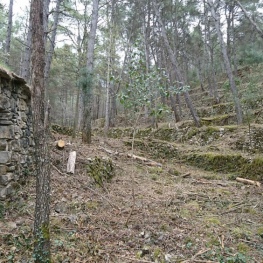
[87,157,115,187]
[201,113,237,126]
[186,152,246,173]
[241,156,263,181]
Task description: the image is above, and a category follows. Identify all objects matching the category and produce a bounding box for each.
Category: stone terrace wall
[0,67,33,200]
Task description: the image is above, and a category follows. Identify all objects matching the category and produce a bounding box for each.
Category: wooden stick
[118,255,153,263]
[99,146,162,167]
[51,164,67,176]
[181,249,212,263]
[127,153,162,167]
[181,172,191,178]
[236,177,261,187]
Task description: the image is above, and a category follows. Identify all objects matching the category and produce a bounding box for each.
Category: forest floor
[0,133,263,263]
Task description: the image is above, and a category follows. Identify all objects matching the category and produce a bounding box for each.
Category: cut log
[56,139,65,149]
[236,177,261,187]
[67,151,77,174]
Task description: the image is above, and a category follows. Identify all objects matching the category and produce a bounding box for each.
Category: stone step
[123,138,262,181]
[196,103,235,118]
[201,113,237,126]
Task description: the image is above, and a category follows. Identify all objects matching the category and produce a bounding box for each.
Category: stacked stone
[0,68,33,200]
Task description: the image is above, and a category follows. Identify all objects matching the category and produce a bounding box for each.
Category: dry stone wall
[0,67,33,200]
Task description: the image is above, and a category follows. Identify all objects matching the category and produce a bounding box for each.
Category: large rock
[0,139,7,151]
[0,120,13,125]
[17,99,28,111]
[0,187,6,200]
[0,151,11,164]
[0,184,14,200]
[0,112,12,120]
[0,94,11,110]
[0,173,14,186]
[0,125,14,139]
[0,165,7,175]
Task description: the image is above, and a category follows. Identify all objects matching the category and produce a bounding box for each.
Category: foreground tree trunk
[82,0,99,143]
[5,0,13,66]
[30,0,51,261]
[208,0,243,124]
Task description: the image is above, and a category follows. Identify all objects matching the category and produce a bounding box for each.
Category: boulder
[0,151,11,164]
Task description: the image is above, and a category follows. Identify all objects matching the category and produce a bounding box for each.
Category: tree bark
[5,0,13,66]
[30,0,51,261]
[208,0,243,124]
[82,0,99,143]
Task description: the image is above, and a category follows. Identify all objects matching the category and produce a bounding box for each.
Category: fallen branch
[99,146,117,155]
[181,249,211,263]
[118,255,153,263]
[181,172,191,178]
[221,202,246,215]
[99,146,162,167]
[51,164,67,176]
[127,153,162,167]
[80,182,120,211]
[236,177,261,187]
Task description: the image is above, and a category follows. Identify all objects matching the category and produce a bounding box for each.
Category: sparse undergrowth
[0,134,262,263]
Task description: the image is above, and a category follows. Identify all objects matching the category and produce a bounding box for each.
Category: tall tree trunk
[104,26,112,133]
[72,86,80,137]
[153,0,200,127]
[43,0,51,44]
[21,18,32,81]
[30,0,51,261]
[82,0,99,143]
[44,0,63,84]
[208,0,243,124]
[105,0,119,130]
[5,0,13,66]
[203,0,219,102]
[72,1,88,139]
[143,0,158,128]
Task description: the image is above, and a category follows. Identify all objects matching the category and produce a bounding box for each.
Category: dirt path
[0,136,262,262]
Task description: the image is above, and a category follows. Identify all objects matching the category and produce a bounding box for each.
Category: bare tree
[45,0,64,84]
[82,0,99,143]
[208,0,243,124]
[235,0,263,39]
[21,0,51,82]
[5,0,13,66]
[21,17,32,81]
[153,0,200,127]
[30,0,51,261]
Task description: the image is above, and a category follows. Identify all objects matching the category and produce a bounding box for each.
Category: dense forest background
[1,0,263,132]
[1,1,263,262]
